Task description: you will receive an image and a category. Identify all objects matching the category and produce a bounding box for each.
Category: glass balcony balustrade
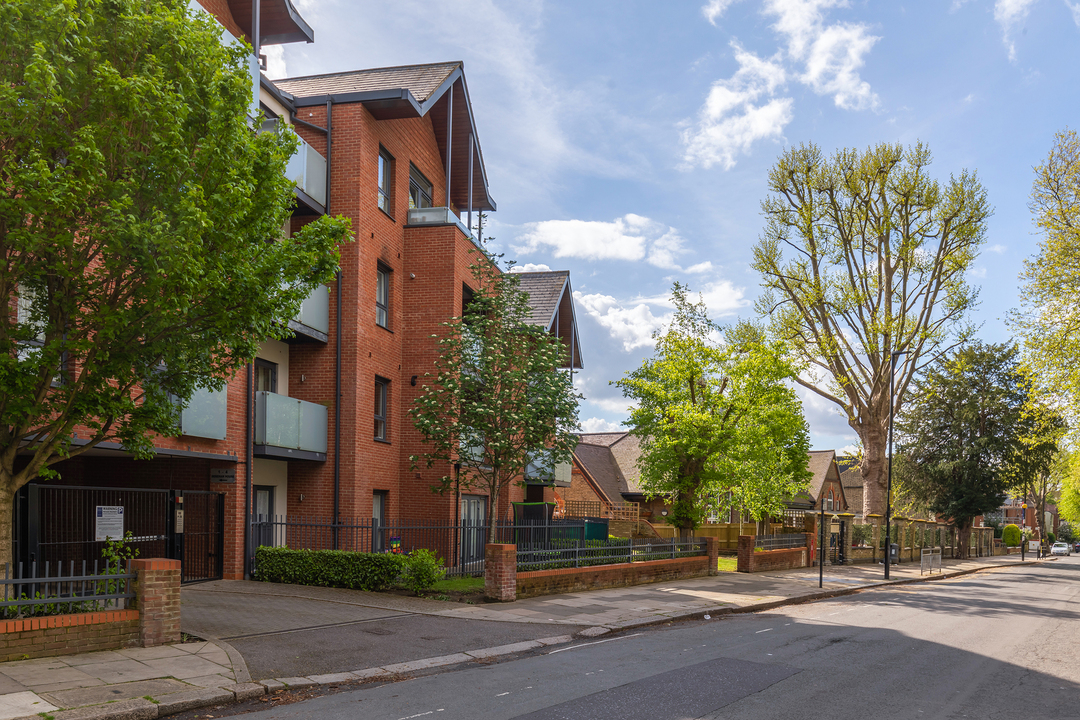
[255,391,328,456]
[180,386,228,440]
[291,284,329,335]
[285,138,327,208]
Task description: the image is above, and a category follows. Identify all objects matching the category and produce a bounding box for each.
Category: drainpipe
[244,362,253,579]
[324,98,341,551]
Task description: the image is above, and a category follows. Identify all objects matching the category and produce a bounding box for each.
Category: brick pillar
[484,544,517,602]
[132,559,181,647]
[736,535,754,573]
[706,537,719,575]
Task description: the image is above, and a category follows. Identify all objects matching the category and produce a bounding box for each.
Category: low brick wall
[0,558,180,662]
[516,556,710,599]
[737,536,808,572]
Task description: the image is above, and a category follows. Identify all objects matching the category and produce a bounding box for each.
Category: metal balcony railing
[255,391,327,458]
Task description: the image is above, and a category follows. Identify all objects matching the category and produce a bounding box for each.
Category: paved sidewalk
[0,553,1043,719]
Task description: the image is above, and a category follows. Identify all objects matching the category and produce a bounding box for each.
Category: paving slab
[39,678,189,709]
[77,659,165,685]
[51,697,156,720]
[140,654,231,680]
[0,691,57,720]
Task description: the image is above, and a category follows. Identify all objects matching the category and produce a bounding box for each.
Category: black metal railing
[516,537,707,572]
[247,516,599,577]
[754,534,808,551]
[0,561,135,619]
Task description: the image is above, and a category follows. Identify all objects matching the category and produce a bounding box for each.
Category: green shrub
[1047,532,1056,544]
[1002,524,1021,547]
[401,549,446,594]
[254,546,404,591]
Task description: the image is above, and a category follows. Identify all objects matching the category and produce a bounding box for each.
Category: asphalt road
[204,558,1080,719]
[181,585,587,679]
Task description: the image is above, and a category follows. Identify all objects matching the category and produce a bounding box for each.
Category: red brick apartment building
[13,0,582,581]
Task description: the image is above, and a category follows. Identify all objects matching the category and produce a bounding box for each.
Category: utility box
[890,543,900,563]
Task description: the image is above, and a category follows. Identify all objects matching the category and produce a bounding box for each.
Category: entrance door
[460,495,487,564]
[253,485,275,549]
[372,491,387,552]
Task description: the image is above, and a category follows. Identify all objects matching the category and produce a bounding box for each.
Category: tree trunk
[860,421,888,517]
[0,478,15,570]
[956,522,972,559]
[487,485,500,545]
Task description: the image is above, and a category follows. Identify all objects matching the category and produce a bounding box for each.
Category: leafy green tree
[1007,400,1067,541]
[0,0,351,564]
[410,256,581,542]
[1011,128,1080,421]
[616,284,811,536]
[752,142,991,517]
[895,343,1027,558]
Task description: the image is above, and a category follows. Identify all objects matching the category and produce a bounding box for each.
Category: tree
[895,343,1027,558]
[752,142,991,517]
[0,0,351,564]
[615,284,811,536]
[410,255,581,542]
[1007,400,1067,541]
[1011,128,1080,422]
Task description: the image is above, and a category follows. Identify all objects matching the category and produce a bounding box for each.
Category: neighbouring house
[11,0,583,582]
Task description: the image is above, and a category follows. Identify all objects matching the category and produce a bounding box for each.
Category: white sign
[210,468,236,484]
[1029,540,1040,552]
[95,506,124,542]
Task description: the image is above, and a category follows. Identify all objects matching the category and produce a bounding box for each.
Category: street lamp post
[885,349,908,580]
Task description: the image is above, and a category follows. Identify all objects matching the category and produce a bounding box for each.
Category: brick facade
[132,558,181,647]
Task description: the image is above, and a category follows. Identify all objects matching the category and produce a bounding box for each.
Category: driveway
[181,581,587,680]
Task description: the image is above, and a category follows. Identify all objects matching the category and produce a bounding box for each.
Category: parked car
[1075,542,1080,553]
[1050,542,1071,556]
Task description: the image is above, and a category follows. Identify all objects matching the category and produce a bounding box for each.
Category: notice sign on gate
[95,506,124,541]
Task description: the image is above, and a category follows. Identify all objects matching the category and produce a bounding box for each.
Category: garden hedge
[254,546,405,591]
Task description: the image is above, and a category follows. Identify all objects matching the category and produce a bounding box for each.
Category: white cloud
[509,263,552,273]
[263,46,287,79]
[703,0,743,25]
[1069,1,1080,26]
[969,267,988,279]
[682,45,793,170]
[575,280,748,352]
[514,214,707,272]
[579,417,624,433]
[575,292,669,351]
[763,0,881,110]
[994,0,1039,60]
[988,244,1007,253]
[683,1,880,169]
[589,396,639,414]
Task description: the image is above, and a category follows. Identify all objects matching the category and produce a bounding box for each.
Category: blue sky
[268,0,1080,452]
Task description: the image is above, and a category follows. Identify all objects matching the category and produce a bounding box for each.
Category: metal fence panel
[0,560,135,617]
[754,534,808,551]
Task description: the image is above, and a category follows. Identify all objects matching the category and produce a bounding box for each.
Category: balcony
[406,207,479,247]
[524,450,572,487]
[286,137,327,210]
[287,284,329,343]
[180,386,228,440]
[254,391,327,461]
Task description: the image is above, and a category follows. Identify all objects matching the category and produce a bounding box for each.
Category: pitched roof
[609,433,644,494]
[575,432,626,448]
[273,62,460,103]
[513,270,583,369]
[572,440,627,504]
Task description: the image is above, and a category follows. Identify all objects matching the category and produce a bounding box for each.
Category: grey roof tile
[274,62,461,101]
[513,271,568,328]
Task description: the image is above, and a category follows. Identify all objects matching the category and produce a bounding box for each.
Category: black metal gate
[13,484,224,584]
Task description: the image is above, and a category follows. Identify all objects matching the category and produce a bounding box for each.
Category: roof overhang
[542,275,583,370]
[285,67,496,213]
[228,0,314,46]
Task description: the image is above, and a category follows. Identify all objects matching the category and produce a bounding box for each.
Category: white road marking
[756,628,773,633]
[496,692,510,697]
[546,633,643,654]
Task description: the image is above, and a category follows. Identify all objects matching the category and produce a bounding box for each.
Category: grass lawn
[717,556,738,572]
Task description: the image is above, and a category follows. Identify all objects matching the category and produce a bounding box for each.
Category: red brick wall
[516,556,710,598]
[737,535,809,573]
[0,611,139,662]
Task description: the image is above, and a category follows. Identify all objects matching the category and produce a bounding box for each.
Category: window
[373,491,388,551]
[376,264,390,328]
[377,148,393,215]
[374,377,389,442]
[408,164,433,209]
[255,359,278,393]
